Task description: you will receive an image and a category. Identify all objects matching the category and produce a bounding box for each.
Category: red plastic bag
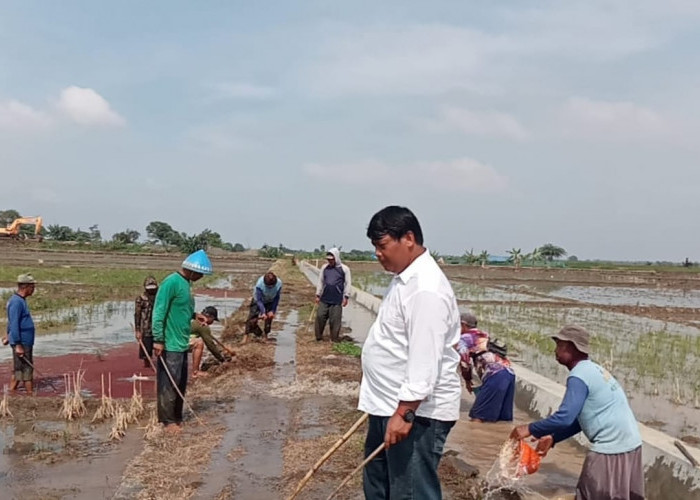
[517,440,541,476]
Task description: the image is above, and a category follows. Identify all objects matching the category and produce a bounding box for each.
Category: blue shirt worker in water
[511,325,644,500]
[314,247,352,342]
[243,271,282,343]
[5,274,37,395]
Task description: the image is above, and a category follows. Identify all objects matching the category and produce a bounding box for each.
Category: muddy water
[473,301,700,439]
[527,284,700,308]
[195,311,299,499]
[341,301,376,344]
[0,419,143,499]
[447,390,583,498]
[0,295,243,362]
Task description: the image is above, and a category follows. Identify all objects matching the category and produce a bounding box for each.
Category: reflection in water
[0,296,243,362]
[351,269,700,440]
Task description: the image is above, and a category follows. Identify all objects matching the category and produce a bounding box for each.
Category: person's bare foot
[192,370,209,379]
[241,335,249,345]
[164,423,182,434]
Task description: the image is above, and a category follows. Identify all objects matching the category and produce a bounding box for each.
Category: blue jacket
[6,293,35,347]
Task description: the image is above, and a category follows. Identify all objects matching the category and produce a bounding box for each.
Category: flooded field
[350,263,700,441]
[0,295,243,362]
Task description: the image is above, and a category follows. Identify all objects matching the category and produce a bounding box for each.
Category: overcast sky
[1,1,699,260]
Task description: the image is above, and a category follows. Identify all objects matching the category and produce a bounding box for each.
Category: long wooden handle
[326,442,386,500]
[675,440,700,468]
[288,413,369,500]
[157,355,206,428]
[210,334,236,356]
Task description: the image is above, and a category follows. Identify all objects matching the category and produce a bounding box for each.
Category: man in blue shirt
[243,271,282,343]
[5,274,37,395]
[511,325,644,500]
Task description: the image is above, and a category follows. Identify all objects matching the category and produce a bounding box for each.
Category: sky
[1,1,699,261]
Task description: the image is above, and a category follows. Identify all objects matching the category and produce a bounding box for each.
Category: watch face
[403,410,415,423]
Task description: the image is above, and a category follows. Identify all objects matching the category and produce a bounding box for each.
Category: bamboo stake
[306,303,317,334]
[326,442,386,500]
[288,413,369,500]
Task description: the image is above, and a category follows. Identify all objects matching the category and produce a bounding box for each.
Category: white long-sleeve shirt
[358,250,461,421]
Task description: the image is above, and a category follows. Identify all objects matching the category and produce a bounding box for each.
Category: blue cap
[182,250,213,275]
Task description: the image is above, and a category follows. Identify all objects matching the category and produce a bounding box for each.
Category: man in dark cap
[190,306,232,378]
[134,276,158,369]
[511,325,643,500]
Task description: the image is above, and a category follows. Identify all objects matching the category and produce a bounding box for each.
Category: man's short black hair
[366,206,424,245]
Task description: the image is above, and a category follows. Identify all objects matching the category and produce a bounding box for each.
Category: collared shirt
[358,250,462,421]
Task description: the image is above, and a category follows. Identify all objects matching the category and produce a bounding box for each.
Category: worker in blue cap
[152,249,213,433]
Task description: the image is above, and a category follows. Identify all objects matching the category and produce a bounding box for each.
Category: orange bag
[517,440,541,476]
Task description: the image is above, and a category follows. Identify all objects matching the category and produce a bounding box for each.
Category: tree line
[0,209,245,253]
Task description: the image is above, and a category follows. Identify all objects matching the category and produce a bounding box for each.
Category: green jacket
[152,272,194,352]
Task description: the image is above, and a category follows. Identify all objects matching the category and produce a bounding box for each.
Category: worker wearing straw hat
[152,250,212,433]
[511,325,643,500]
[5,274,37,394]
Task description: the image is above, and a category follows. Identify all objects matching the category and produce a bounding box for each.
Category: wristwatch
[401,409,416,423]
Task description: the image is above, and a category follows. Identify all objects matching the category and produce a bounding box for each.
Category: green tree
[232,243,246,252]
[464,248,479,265]
[74,228,92,242]
[46,224,75,241]
[112,229,141,244]
[507,248,522,268]
[479,250,489,267]
[259,244,283,259]
[146,221,181,246]
[524,247,543,265]
[0,209,21,227]
[88,224,102,243]
[177,232,208,254]
[539,243,567,262]
[198,229,224,248]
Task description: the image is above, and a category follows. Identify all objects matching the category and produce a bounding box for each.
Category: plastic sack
[517,440,541,476]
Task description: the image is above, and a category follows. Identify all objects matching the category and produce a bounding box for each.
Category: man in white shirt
[359,206,462,499]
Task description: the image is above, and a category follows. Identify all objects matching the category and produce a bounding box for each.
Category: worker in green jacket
[152,249,213,433]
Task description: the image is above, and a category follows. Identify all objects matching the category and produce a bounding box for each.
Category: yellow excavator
[0,216,44,241]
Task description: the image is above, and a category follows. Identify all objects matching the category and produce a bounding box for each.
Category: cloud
[425,107,528,141]
[208,82,276,100]
[423,158,509,192]
[305,25,494,97]
[56,86,126,127]
[303,157,508,193]
[185,125,256,152]
[302,160,391,184]
[560,97,668,141]
[0,100,52,131]
[31,187,60,203]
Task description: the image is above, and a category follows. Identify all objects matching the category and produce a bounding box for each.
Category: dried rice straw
[0,384,12,418]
